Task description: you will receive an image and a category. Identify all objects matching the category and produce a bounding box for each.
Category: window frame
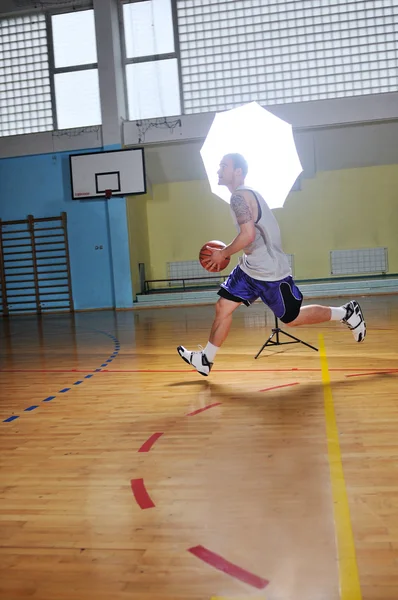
[46,6,99,131]
[0,11,53,137]
[176,0,398,114]
[120,0,184,120]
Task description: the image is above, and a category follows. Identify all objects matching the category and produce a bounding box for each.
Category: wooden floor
[1,295,398,600]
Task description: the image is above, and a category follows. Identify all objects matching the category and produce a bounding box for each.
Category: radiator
[168,253,295,281]
[330,247,388,276]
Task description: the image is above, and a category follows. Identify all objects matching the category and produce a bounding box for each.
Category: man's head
[217,153,248,190]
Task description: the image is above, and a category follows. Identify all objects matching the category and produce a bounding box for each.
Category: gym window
[176,0,398,113]
[0,14,52,137]
[121,0,182,120]
[49,9,101,130]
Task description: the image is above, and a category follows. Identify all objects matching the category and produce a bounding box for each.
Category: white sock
[330,306,347,321]
[204,341,219,363]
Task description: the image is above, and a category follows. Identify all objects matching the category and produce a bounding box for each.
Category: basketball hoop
[104,189,112,200]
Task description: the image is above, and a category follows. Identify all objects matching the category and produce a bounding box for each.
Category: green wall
[126,191,151,298]
[127,164,398,292]
[278,164,398,279]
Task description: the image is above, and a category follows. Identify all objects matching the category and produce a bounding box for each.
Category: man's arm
[203,192,256,271]
[222,192,256,258]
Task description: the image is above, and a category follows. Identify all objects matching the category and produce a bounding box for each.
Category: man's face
[217,156,235,186]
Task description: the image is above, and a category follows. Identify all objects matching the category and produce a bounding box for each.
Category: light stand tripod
[254,314,318,359]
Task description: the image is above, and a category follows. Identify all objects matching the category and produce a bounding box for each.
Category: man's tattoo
[230,193,253,225]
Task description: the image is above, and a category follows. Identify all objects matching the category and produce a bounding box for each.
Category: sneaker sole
[356,324,366,343]
[177,346,191,365]
[345,301,366,342]
[177,346,210,377]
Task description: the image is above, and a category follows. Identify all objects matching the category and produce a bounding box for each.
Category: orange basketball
[199,240,230,273]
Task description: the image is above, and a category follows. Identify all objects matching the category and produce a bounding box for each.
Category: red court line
[188,545,269,589]
[90,368,398,373]
[2,367,396,374]
[138,432,164,452]
[346,370,398,378]
[186,402,222,417]
[130,479,155,509]
[259,382,300,392]
[0,369,101,373]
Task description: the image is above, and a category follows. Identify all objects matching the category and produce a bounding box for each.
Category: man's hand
[203,247,228,272]
[202,191,256,272]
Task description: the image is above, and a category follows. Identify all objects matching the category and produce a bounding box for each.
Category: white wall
[123,92,398,145]
[0,1,398,181]
[1,110,398,185]
[0,127,103,159]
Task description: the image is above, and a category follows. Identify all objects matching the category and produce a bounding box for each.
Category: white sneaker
[342,300,366,342]
[177,345,213,376]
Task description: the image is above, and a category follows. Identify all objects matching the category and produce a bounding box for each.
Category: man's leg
[286,301,366,342]
[286,304,333,326]
[208,297,241,347]
[177,297,241,376]
[260,278,366,343]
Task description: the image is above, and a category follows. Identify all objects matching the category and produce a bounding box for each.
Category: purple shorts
[218,265,303,324]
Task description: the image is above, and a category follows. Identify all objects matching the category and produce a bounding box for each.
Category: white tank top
[231,185,292,281]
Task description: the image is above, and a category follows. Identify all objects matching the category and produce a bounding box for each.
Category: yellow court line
[319,334,362,600]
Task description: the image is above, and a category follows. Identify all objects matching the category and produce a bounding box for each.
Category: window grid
[168,260,225,284]
[0,14,53,136]
[330,247,388,275]
[121,0,182,120]
[176,0,398,113]
[48,9,101,130]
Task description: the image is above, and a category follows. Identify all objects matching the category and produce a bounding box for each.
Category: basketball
[199,240,230,272]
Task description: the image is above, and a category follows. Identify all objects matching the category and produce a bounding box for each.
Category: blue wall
[0,148,133,310]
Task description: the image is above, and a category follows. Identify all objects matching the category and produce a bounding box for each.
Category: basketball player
[177,153,366,376]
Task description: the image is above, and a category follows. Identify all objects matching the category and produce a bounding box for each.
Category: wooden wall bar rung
[36,256,67,260]
[35,241,64,246]
[39,284,68,289]
[2,228,31,235]
[4,264,34,270]
[0,213,74,316]
[32,226,63,232]
[32,216,62,223]
[2,243,32,249]
[7,300,38,305]
[7,293,37,299]
[36,277,68,282]
[4,254,35,259]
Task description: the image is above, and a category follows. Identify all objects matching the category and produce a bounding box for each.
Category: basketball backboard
[69,148,146,200]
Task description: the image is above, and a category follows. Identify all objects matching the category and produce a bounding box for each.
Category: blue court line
[3,415,19,422]
[3,330,120,425]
